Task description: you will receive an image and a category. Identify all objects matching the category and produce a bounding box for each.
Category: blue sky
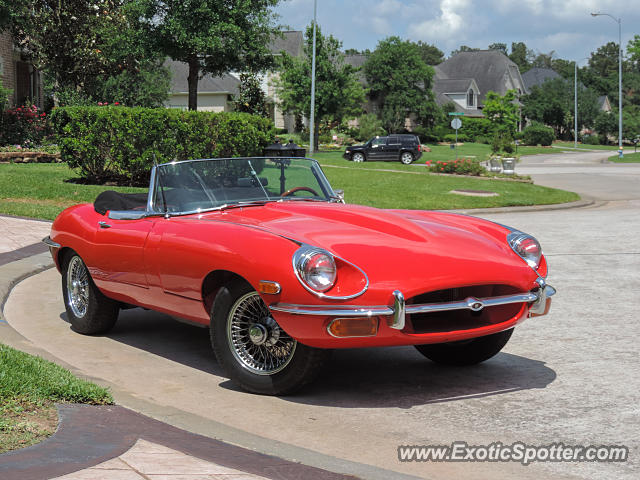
[274,0,640,61]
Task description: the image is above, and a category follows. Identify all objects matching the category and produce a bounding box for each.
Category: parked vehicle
[44,157,555,395]
[344,134,422,164]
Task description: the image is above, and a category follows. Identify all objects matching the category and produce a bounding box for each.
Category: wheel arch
[202,270,252,316]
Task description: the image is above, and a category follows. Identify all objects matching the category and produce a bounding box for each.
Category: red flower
[114,102,119,105]
[443,162,448,166]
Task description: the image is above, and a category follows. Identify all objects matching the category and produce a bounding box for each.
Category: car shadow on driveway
[72,308,556,407]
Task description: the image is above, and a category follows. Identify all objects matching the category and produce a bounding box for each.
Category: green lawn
[609,151,640,163]
[0,343,112,453]
[0,163,146,220]
[0,157,580,220]
[553,141,620,151]
[311,149,578,209]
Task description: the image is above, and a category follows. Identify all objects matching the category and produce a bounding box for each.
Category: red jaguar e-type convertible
[44,157,555,395]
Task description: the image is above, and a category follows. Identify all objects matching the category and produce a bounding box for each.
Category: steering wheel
[281,186,319,197]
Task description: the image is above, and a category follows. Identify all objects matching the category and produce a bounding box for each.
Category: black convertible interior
[94,191,148,215]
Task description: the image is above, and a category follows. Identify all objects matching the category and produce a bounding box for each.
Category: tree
[450,45,479,56]
[233,73,269,117]
[589,42,619,78]
[488,43,507,55]
[509,42,532,72]
[2,1,169,106]
[276,23,365,148]
[136,0,280,110]
[483,90,519,134]
[521,78,600,139]
[415,41,444,65]
[365,36,438,133]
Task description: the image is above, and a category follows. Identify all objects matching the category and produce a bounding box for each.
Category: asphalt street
[3,149,639,480]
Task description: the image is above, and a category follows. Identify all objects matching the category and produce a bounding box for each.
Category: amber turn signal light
[258,281,281,295]
[328,317,378,338]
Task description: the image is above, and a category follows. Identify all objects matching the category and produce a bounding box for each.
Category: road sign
[448,112,465,116]
[451,118,462,129]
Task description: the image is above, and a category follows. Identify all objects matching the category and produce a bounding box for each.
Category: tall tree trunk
[187,57,199,111]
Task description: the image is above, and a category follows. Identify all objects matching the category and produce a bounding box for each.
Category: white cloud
[408,0,472,44]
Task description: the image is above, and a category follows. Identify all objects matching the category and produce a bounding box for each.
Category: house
[164,31,303,131]
[0,30,43,107]
[433,50,527,118]
[164,60,240,112]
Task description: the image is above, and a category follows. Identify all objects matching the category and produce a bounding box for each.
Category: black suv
[344,134,422,164]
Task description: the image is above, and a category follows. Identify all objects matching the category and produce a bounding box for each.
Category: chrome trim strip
[107,210,148,220]
[291,245,369,300]
[270,289,550,327]
[42,236,61,248]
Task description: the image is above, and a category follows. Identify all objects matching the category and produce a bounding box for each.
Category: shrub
[522,123,555,146]
[51,106,274,185]
[425,158,485,176]
[474,135,491,145]
[581,134,600,145]
[0,103,49,146]
[356,113,385,141]
[458,117,495,141]
[443,133,470,143]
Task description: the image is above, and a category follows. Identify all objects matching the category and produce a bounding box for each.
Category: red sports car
[44,157,555,395]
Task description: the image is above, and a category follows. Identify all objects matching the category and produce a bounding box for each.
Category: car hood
[197,202,533,294]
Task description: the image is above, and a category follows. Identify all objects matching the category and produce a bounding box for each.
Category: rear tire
[61,252,119,335]
[414,329,513,366]
[210,280,330,395]
[400,151,414,165]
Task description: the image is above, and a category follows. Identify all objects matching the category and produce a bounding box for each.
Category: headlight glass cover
[507,232,542,270]
[294,247,337,293]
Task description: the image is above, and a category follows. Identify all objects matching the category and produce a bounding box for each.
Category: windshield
[151,157,336,214]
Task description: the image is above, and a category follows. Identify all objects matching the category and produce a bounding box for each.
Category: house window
[467,89,475,108]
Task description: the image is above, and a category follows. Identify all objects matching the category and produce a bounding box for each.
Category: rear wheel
[210,280,330,395]
[414,329,513,366]
[61,252,119,335]
[400,151,414,165]
[351,152,365,163]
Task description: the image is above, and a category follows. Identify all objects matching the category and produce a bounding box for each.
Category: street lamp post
[308,0,317,155]
[591,12,623,157]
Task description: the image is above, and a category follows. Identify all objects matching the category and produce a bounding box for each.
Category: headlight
[293,246,337,293]
[508,232,542,270]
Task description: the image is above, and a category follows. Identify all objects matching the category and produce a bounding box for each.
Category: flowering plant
[425,158,486,176]
[0,103,49,146]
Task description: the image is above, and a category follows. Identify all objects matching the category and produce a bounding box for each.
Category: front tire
[414,329,513,366]
[351,152,365,163]
[61,252,119,335]
[400,151,414,165]
[210,281,330,395]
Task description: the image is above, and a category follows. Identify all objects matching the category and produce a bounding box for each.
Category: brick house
[0,30,43,107]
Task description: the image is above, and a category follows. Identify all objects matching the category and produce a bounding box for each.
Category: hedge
[522,123,555,146]
[50,106,274,185]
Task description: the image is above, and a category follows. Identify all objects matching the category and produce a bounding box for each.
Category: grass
[609,151,640,163]
[0,150,580,221]
[0,163,146,220]
[0,343,112,453]
[553,141,620,151]
[312,149,579,209]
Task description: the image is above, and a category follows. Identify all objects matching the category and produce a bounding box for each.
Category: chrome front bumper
[269,285,556,331]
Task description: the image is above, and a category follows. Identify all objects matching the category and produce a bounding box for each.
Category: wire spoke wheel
[66,256,90,318]
[227,291,296,375]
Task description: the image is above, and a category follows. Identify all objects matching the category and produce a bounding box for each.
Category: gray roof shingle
[268,31,304,57]
[521,67,561,92]
[165,60,240,94]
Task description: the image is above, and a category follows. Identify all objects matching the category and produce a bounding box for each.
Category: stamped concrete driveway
[4,150,640,480]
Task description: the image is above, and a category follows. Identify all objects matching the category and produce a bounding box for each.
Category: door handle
[98,221,111,229]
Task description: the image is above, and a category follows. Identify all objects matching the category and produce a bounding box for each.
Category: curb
[444,198,597,215]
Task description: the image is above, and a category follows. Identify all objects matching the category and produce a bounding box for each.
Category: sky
[274,0,640,62]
